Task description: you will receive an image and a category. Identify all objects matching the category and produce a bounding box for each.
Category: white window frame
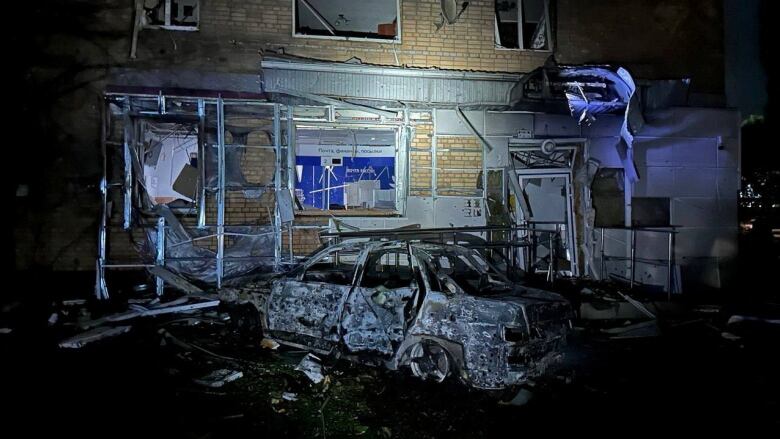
[292,0,402,44]
[144,0,200,32]
[495,0,553,52]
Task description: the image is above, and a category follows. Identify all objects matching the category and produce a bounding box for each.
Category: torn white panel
[433,197,486,228]
[485,138,509,168]
[143,134,198,204]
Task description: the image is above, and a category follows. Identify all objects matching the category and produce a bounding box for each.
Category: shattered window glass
[495,0,551,50]
[295,127,399,214]
[361,249,414,289]
[302,249,360,286]
[294,0,399,42]
[141,122,199,207]
[144,0,200,30]
[419,247,508,296]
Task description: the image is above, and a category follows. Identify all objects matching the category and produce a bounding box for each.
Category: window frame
[298,246,363,286]
[291,0,402,44]
[291,123,403,216]
[494,0,553,52]
[143,0,200,32]
[358,248,415,289]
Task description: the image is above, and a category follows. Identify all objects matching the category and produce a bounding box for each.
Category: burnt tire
[409,340,452,383]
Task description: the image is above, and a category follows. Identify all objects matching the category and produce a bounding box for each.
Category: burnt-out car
[256,240,572,390]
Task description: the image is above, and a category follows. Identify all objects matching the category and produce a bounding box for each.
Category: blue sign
[296,153,395,209]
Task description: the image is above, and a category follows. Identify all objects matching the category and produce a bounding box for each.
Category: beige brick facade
[14,0,726,270]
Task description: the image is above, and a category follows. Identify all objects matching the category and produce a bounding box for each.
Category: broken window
[495,0,552,50]
[141,122,200,207]
[302,249,360,285]
[143,0,199,30]
[361,250,414,289]
[294,127,399,214]
[293,0,400,42]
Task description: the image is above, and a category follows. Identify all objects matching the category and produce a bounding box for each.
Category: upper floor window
[293,0,400,43]
[495,0,552,50]
[142,0,200,31]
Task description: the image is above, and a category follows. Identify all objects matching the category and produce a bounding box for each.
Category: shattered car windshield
[416,246,510,296]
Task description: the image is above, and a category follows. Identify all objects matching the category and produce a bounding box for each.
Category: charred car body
[251,240,572,390]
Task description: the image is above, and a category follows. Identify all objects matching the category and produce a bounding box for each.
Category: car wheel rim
[410,341,449,383]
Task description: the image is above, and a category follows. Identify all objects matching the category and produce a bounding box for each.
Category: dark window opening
[294,0,399,41]
[144,0,200,30]
[495,0,551,50]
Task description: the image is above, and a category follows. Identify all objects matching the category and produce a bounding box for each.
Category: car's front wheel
[409,340,451,383]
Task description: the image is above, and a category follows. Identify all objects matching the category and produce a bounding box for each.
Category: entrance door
[514,171,578,277]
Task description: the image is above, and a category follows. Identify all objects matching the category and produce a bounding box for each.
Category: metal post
[197,98,207,228]
[667,230,674,301]
[630,228,636,289]
[432,110,438,199]
[286,106,296,264]
[547,226,556,284]
[216,97,226,288]
[600,227,606,281]
[97,178,109,300]
[287,106,295,196]
[532,224,538,273]
[155,216,166,296]
[274,104,283,270]
[96,99,110,300]
[288,225,294,263]
[122,106,132,230]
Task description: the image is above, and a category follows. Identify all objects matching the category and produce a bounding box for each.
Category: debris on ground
[295,353,325,384]
[727,314,780,326]
[158,328,240,362]
[601,320,660,339]
[59,325,132,348]
[194,369,244,388]
[282,392,298,401]
[80,297,220,329]
[148,267,204,294]
[260,338,280,350]
[499,387,534,406]
[693,305,721,314]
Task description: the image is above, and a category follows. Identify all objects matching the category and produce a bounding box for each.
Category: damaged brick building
[12,0,737,296]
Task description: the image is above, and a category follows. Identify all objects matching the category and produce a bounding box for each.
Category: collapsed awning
[261,55,523,107]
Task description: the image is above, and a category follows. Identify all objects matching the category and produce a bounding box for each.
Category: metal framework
[96,90,290,299]
[96,89,423,299]
[95,87,678,298]
[597,226,678,298]
[319,225,563,279]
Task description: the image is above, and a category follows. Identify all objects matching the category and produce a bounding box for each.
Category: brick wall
[182,0,550,72]
[410,124,434,196]
[435,136,483,196]
[15,0,726,271]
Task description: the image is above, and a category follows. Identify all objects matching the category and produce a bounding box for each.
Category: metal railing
[597,226,677,300]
